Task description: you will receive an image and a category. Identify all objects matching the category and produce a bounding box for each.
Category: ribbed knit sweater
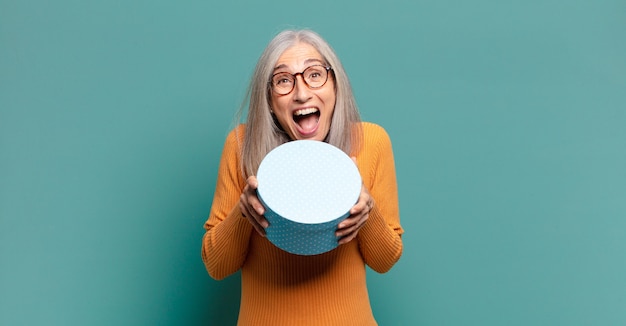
[202,122,404,325]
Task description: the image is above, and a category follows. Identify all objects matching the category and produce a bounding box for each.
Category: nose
[292,75,312,102]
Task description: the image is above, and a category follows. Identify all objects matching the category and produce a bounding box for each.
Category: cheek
[270,96,284,117]
[325,82,337,108]
[324,91,337,113]
[272,98,288,117]
[270,97,292,128]
[269,94,278,111]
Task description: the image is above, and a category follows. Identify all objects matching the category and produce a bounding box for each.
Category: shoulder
[218,124,246,161]
[224,124,246,147]
[355,122,395,163]
[361,121,388,136]
[360,121,392,146]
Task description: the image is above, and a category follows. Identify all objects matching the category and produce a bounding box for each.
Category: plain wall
[1,0,625,325]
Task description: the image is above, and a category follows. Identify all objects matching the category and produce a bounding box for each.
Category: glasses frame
[269,65,333,95]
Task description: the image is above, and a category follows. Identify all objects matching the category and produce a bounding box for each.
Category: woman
[202,29,404,325]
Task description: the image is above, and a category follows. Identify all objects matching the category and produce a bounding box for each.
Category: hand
[239,176,269,236]
[336,183,373,245]
[336,157,373,245]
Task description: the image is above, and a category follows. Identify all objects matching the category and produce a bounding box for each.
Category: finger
[245,176,266,216]
[338,220,365,244]
[336,213,368,237]
[336,223,357,239]
[337,214,359,230]
[338,232,357,245]
[351,182,372,212]
[248,216,267,237]
[248,194,266,217]
[240,190,268,228]
[351,201,367,215]
[239,200,266,236]
[246,195,267,227]
[350,194,372,215]
[246,175,258,190]
[241,181,266,223]
[337,213,369,244]
[341,194,373,230]
[242,177,264,214]
[250,217,266,236]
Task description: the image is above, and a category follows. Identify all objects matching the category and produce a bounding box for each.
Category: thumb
[247,176,258,189]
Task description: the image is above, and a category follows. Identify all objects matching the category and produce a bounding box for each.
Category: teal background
[1,0,625,325]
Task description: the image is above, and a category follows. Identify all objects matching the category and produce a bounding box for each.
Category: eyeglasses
[270,65,333,95]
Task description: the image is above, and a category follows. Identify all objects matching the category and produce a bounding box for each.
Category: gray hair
[237,29,362,177]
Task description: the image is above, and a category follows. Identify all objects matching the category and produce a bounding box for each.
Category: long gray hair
[236,29,362,177]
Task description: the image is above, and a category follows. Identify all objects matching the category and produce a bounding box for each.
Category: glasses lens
[304,66,328,88]
[271,65,330,95]
[272,73,295,95]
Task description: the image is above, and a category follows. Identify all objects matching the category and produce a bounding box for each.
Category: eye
[273,73,293,86]
[305,67,325,81]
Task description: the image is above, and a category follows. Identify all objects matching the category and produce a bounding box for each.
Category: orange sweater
[202,122,404,325]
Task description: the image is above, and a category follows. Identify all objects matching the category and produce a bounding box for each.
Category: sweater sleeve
[356,123,404,273]
[201,126,254,280]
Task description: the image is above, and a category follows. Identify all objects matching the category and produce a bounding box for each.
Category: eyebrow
[273,58,325,72]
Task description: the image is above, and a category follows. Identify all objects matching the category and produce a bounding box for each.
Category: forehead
[274,42,324,70]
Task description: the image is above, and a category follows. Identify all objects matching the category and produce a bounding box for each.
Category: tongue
[296,114,319,133]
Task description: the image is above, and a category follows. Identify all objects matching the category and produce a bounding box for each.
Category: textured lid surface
[257,140,362,224]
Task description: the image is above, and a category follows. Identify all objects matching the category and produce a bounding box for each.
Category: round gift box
[256,140,362,255]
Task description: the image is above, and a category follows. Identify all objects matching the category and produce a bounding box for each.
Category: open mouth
[293,108,320,134]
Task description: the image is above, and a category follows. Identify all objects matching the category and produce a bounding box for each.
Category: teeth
[294,108,319,116]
